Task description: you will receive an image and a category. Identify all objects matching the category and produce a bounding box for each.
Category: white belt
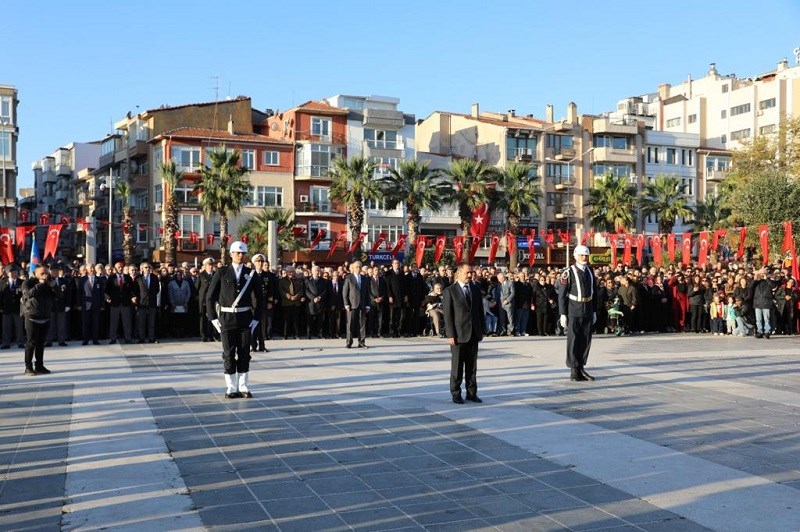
[568,295,592,303]
[220,306,250,313]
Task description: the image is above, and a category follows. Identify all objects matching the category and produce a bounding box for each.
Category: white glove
[592,312,597,325]
[249,320,258,333]
[560,315,568,329]
[212,319,222,333]
[65,307,70,313]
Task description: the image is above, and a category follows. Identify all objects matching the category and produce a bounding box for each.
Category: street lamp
[99,171,117,265]
[546,146,595,266]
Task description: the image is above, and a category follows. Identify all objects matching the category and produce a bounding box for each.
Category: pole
[0,120,6,224]
[108,171,113,265]
[566,161,571,268]
[267,220,278,266]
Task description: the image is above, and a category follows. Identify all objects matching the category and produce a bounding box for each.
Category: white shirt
[233,264,243,282]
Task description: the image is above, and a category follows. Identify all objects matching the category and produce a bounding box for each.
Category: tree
[496,162,542,269]
[159,161,183,265]
[238,207,300,256]
[328,156,380,254]
[115,180,134,264]
[639,174,693,234]
[195,147,252,265]
[443,158,498,237]
[692,193,730,230]
[383,160,449,245]
[586,172,636,233]
[728,115,800,180]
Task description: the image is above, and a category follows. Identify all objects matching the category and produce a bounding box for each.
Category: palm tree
[115,180,134,264]
[639,174,694,234]
[238,207,300,255]
[195,147,252,265]
[159,161,183,265]
[383,160,449,244]
[329,156,380,254]
[586,172,636,233]
[443,158,498,237]
[692,193,730,230]
[496,162,542,269]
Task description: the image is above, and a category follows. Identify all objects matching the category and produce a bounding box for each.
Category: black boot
[570,368,587,381]
[579,367,595,381]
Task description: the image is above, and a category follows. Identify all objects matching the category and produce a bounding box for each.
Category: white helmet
[573,245,590,257]
[229,240,248,253]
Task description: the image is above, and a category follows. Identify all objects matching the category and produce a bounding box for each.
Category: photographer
[22,265,56,375]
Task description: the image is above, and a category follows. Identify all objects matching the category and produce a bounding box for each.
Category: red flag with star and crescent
[0,228,13,264]
[622,234,633,266]
[609,234,619,268]
[453,236,465,263]
[737,227,747,260]
[526,233,536,267]
[469,203,489,239]
[206,233,214,245]
[43,224,62,260]
[635,234,646,265]
[414,235,427,267]
[327,233,347,259]
[667,233,676,263]
[18,209,30,224]
[651,235,662,265]
[348,232,368,254]
[681,232,692,266]
[15,225,35,252]
[310,228,327,250]
[371,232,388,252]
[434,235,447,263]
[487,231,500,263]
[758,224,769,265]
[698,231,709,268]
[390,234,407,257]
[505,231,516,258]
[468,236,481,263]
[782,222,799,280]
[711,229,727,253]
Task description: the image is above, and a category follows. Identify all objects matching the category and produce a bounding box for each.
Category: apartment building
[323,94,415,251]
[0,85,18,225]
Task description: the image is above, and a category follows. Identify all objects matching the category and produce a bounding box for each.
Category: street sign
[367,252,404,264]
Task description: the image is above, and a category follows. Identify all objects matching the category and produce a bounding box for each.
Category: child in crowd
[724,295,737,335]
[709,293,725,336]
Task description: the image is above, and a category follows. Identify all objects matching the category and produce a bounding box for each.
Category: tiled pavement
[0,333,799,530]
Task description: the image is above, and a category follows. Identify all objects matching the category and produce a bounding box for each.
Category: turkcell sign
[517,236,542,249]
[368,252,404,263]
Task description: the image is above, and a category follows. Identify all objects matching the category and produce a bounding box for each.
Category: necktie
[146,276,150,290]
[356,276,361,288]
[119,275,123,288]
[463,285,471,306]
[289,280,294,295]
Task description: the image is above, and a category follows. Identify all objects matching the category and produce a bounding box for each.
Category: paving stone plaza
[1,333,799,531]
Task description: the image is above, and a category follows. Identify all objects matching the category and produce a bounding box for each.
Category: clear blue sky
[5,0,800,191]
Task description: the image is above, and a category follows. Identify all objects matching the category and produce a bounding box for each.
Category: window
[364,129,398,149]
[203,146,233,167]
[241,149,255,170]
[254,186,283,207]
[371,157,397,178]
[506,135,537,159]
[666,117,681,128]
[759,98,776,110]
[730,103,751,116]
[174,184,198,205]
[653,147,659,163]
[311,117,331,139]
[546,192,566,207]
[722,84,729,93]
[721,110,727,119]
[136,224,147,243]
[594,135,628,149]
[688,114,697,124]
[647,147,653,163]
[593,163,631,178]
[545,163,574,182]
[309,221,331,243]
[171,146,201,171]
[706,156,732,171]
[154,184,163,204]
[154,221,162,242]
[101,138,115,156]
[687,150,694,167]
[179,213,203,235]
[0,96,11,122]
[666,148,677,165]
[681,178,694,196]
[152,145,163,176]
[0,132,10,159]
[264,151,279,165]
[310,186,330,213]
[310,144,332,176]
[367,225,402,248]
[546,134,573,150]
[213,221,221,236]
[759,124,777,135]
[364,198,386,210]
[136,194,147,210]
[721,134,727,144]
[730,128,751,141]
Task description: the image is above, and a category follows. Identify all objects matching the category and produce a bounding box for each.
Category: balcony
[42,173,57,185]
[420,207,461,226]
[553,121,572,132]
[362,108,404,129]
[294,201,345,216]
[593,117,638,135]
[55,190,70,202]
[56,164,72,176]
[77,191,92,205]
[593,146,638,164]
[511,147,535,162]
[295,130,347,144]
[295,165,333,180]
[553,178,576,190]
[554,147,577,161]
[128,140,148,158]
[706,168,729,182]
[554,203,577,219]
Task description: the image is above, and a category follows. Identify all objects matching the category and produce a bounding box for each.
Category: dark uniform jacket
[278,277,304,307]
[52,275,74,313]
[205,264,264,331]
[557,264,597,319]
[197,270,213,309]
[0,277,23,315]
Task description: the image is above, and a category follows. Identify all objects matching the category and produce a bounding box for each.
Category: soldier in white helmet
[205,241,264,398]
[557,245,598,382]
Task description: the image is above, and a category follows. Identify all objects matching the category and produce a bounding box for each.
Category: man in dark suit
[328,270,345,338]
[197,258,215,342]
[278,268,304,339]
[0,266,25,349]
[385,258,409,337]
[304,265,328,339]
[206,241,264,399]
[81,264,106,345]
[442,263,485,404]
[342,261,371,348]
[368,266,388,338]
[47,264,73,346]
[133,261,160,343]
[105,261,133,344]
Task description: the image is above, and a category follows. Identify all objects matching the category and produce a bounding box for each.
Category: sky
[4,0,800,191]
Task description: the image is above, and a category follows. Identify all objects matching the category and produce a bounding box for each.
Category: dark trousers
[221,327,252,374]
[47,311,68,343]
[24,319,49,370]
[109,306,132,341]
[306,312,324,338]
[346,308,367,346]
[450,339,478,398]
[251,308,269,349]
[2,314,24,346]
[535,309,549,336]
[389,306,404,336]
[282,306,300,338]
[367,305,384,336]
[138,307,157,341]
[199,309,213,340]
[82,308,100,342]
[328,308,343,338]
[690,304,704,332]
[566,316,592,368]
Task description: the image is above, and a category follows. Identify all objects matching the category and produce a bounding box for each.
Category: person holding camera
[21,265,56,375]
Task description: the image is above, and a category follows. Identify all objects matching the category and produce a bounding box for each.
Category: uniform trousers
[221,327,252,374]
[2,314,24,346]
[566,315,592,368]
[82,308,100,342]
[450,338,478,398]
[47,311,68,343]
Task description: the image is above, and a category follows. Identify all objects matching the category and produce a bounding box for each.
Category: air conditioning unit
[154,202,162,212]
[299,194,309,203]
[756,110,764,116]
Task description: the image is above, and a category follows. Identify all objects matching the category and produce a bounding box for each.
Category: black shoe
[452,395,465,404]
[570,368,588,381]
[45,342,52,347]
[225,392,242,399]
[346,343,353,349]
[17,344,24,349]
[466,395,483,403]
[358,343,368,349]
[152,339,159,344]
[59,342,67,347]
[755,333,763,339]
[24,368,36,376]
[109,339,117,345]
[82,341,89,346]
[137,340,144,344]
[764,333,771,339]
[241,391,253,399]
[124,339,134,344]
[35,367,51,375]
[93,341,100,345]
[579,368,595,381]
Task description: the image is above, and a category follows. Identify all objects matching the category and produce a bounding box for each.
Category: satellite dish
[270,122,279,131]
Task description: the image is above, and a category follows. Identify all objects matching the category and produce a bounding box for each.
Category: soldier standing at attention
[197,258,216,342]
[558,245,597,382]
[206,241,264,399]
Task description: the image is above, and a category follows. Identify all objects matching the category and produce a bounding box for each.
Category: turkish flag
[737,227,747,260]
[545,230,555,248]
[667,233,676,263]
[581,230,595,246]
[698,231,709,268]
[390,234,407,257]
[18,209,30,223]
[609,234,619,268]
[0,228,13,265]
[651,235,662,265]
[469,203,490,239]
[222,234,231,245]
[505,231,516,257]
[43,224,62,260]
[526,233,536,267]
[758,224,769,265]
[60,215,71,225]
[240,234,249,244]
[15,225,35,251]
[157,227,164,235]
[468,236,481,263]
[782,221,794,255]
[414,235,426,267]
[487,231,500,263]
[348,232,367,254]
[206,233,214,245]
[681,232,692,266]
[291,226,306,237]
[622,234,633,266]
[77,218,90,233]
[327,233,347,259]
[712,229,727,252]
[310,228,327,250]
[371,232,388,252]
[635,234,645,265]
[434,235,447,263]
[189,231,198,244]
[39,213,50,226]
[175,230,182,239]
[453,236,465,263]
[557,229,570,244]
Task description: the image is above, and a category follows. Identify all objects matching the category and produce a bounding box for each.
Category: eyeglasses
[231,251,245,255]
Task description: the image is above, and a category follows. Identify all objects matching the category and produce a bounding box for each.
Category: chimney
[545,104,554,123]
[227,114,234,134]
[567,102,577,124]
[658,83,671,100]
[707,62,718,77]
[507,109,516,119]
[471,103,480,118]
[687,74,692,99]
[778,58,789,72]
